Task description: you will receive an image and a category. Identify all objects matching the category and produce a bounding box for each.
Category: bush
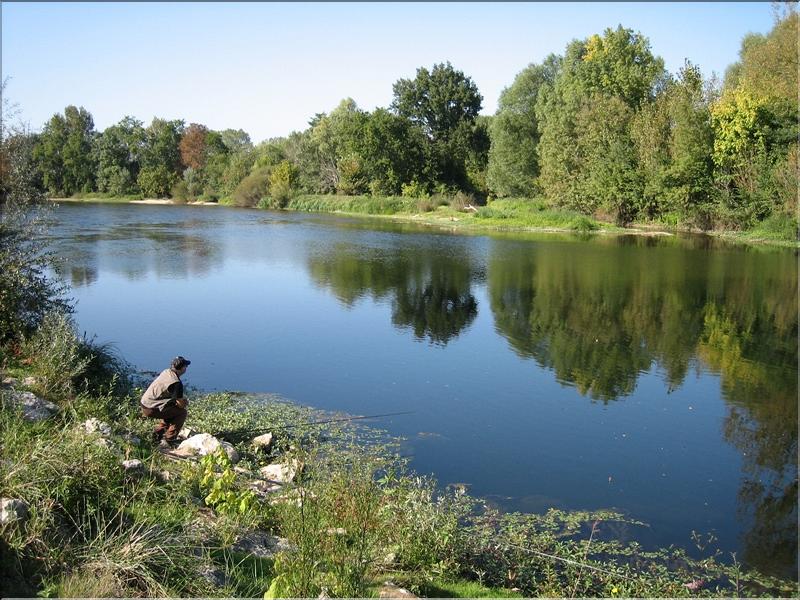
[569,215,599,233]
[450,191,477,212]
[137,165,178,198]
[20,312,130,402]
[232,167,270,208]
[268,161,297,208]
[401,180,430,199]
[170,179,189,203]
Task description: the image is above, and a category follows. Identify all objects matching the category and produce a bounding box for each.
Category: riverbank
[52,194,799,249]
[1,315,796,598]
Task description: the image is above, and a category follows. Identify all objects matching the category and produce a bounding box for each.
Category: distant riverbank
[51,194,799,249]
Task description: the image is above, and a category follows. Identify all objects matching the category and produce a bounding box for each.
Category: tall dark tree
[33,105,97,196]
[487,56,560,198]
[392,62,483,190]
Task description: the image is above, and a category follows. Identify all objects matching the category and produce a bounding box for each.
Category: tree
[487,56,560,198]
[536,27,665,219]
[306,99,370,194]
[358,108,430,196]
[138,118,184,197]
[93,116,145,195]
[33,105,97,196]
[1,82,70,343]
[392,62,483,189]
[179,123,210,170]
[713,11,798,226]
[631,62,714,221]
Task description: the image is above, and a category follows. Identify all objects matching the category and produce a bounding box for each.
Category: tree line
[4,10,797,230]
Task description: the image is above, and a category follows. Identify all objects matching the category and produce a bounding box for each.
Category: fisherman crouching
[140,356,191,448]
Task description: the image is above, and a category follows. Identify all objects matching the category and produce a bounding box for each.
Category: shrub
[170,179,189,203]
[401,180,430,199]
[21,313,92,400]
[450,191,477,212]
[137,165,177,198]
[268,161,297,208]
[570,215,599,233]
[232,167,270,208]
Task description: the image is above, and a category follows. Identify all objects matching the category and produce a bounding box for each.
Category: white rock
[259,459,300,484]
[22,376,37,387]
[251,432,274,450]
[0,498,29,524]
[234,466,253,477]
[1,376,17,386]
[81,418,112,436]
[121,459,144,473]
[176,433,239,463]
[221,441,240,464]
[177,425,196,440]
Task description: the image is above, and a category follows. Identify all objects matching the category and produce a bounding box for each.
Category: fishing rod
[211,410,414,439]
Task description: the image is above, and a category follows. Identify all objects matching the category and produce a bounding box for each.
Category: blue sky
[2,2,777,143]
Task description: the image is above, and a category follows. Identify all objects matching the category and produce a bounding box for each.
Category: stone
[95,437,121,455]
[248,480,283,497]
[175,433,239,463]
[0,498,29,524]
[156,470,175,483]
[232,530,292,559]
[259,459,300,484]
[22,376,37,387]
[233,466,252,477]
[121,459,144,474]
[177,425,196,440]
[1,376,17,386]
[80,418,113,436]
[198,565,228,588]
[6,391,58,421]
[121,432,141,446]
[251,432,274,450]
[220,441,239,464]
[378,583,417,598]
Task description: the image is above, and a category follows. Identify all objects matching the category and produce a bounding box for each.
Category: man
[140,356,191,447]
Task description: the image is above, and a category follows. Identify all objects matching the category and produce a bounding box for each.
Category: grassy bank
[1,315,797,598]
[55,193,798,247]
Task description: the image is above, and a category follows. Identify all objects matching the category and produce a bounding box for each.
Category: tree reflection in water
[308,244,478,345]
[487,235,797,578]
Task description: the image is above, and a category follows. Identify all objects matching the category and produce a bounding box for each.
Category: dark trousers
[141,402,187,442]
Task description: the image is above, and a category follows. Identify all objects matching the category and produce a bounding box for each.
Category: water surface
[48,203,798,578]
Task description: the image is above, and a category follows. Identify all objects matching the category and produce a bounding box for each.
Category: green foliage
[136,164,178,198]
[487,57,559,198]
[232,167,270,208]
[267,160,297,207]
[32,106,97,196]
[392,62,484,189]
[198,449,256,516]
[0,88,70,345]
[401,180,430,199]
[93,116,145,196]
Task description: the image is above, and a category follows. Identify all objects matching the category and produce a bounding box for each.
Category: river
[46,202,798,579]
